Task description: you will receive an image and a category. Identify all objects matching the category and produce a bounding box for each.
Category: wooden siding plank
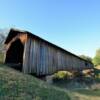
[23,36,93,76]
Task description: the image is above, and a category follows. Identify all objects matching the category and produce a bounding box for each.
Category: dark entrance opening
[5,39,24,71]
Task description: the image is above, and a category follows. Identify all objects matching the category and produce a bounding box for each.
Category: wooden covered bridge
[4,28,94,76]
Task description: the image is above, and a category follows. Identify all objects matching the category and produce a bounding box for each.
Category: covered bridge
[4,28,94,76]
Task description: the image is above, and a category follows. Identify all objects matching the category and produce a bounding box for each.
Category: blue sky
[0,0,100,57]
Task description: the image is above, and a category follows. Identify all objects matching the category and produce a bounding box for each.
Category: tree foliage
[93,48,100,66]
[79,55,92,62]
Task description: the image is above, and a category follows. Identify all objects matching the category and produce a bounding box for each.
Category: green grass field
[0,53,4,63]
[0,64,70,100]
[0,63,100,100]
[74,89,100,97]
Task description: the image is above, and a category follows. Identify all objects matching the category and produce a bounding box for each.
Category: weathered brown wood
[4,28,94,76]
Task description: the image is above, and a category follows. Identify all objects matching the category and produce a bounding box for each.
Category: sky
[0,0,100,57]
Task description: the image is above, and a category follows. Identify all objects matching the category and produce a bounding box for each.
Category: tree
[93,48,100,66]
[79,55,92,62]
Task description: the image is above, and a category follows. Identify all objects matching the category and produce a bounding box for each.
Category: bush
[53,71,72,82]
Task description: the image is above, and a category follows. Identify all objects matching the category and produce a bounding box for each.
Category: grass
[73,89,100,97]
[71,92,100,100]
[0,53,4,63]
[0,64,100,100]
[0,64,70,100]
